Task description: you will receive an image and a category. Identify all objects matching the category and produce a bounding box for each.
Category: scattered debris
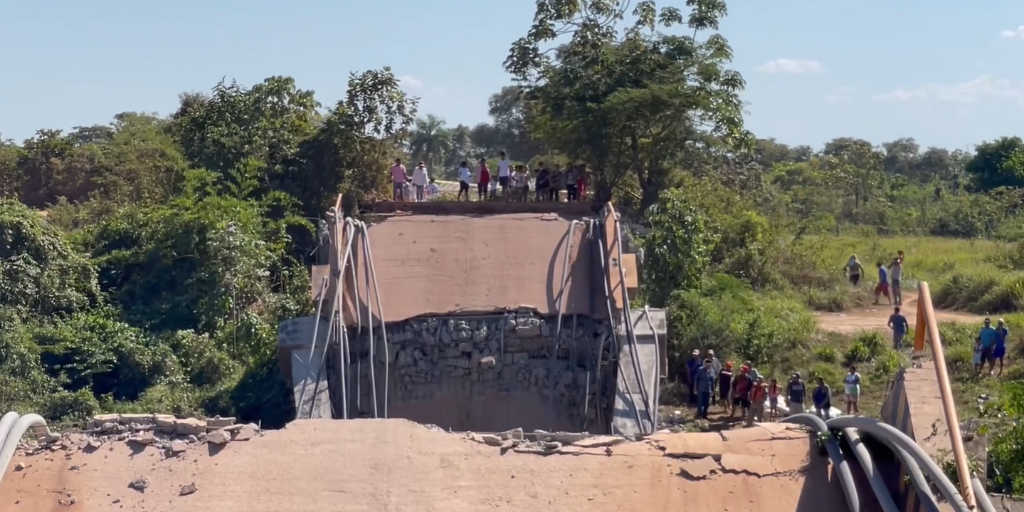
[179,482,198,496]
[13,462,25,471]
[207,429,231,445]
[128,476,150,492]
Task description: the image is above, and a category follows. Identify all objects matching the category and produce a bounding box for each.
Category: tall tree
[505,0,749,209]
[964,136,1024,191]
[407,114,453,172]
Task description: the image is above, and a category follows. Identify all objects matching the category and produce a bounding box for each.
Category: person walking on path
[995,318,1010,376]
[888,306,909,350]
[746,377,768,427]
[812,377,832,420]
[979,317,998,376]
[694,359,715,420]
[844,366,861,416]
[845,255,865,286]
[873,262,891,305]
[718,362,733,413]
[889,251,905,306]
[786,372,807,415]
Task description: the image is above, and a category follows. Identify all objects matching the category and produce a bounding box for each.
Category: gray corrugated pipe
[0,413,51,486]
[781,414,860,512]
[897,445,942,512]
[972,474,997,512]
[825,417,971,512]
[842,428,900,512]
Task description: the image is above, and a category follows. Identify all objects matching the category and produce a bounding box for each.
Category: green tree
[506,0,749,209]
[408,114,453,172]
[965,136,1024,191]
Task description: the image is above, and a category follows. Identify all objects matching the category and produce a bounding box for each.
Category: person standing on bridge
[707,350,722,401]
[786,372,807,415]
[457,161,472,201]
[731,365,752,420]
[888,306,909,350]
[497,151,512,201]
[412,162,429,202]
[390,158,409,201]
[995,318,1009,377]
[476,159,491,201]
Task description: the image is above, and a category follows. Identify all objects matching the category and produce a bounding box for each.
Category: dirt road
[815,291,985,335]
[1,419,849,512]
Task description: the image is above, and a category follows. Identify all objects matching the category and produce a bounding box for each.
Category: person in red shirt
[476,159,490,201]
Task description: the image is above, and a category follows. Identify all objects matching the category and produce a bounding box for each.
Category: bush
[814,345,840,363]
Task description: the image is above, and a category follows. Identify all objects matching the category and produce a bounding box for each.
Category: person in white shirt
[427,179,438,200]
[457,161,471,201]
[512,165,528,202]
[497,151,512,201]
[411,162,429,202]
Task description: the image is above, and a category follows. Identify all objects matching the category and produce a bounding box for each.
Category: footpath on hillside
[815,291,985,335]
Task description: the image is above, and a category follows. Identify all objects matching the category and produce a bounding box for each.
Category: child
[768,378,780,422]
[874,262,891,305]
[746,377,768,427]
[476,159,490,202]
[973,337,984,374]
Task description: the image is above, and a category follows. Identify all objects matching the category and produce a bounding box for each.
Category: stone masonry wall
[328,312,615,433]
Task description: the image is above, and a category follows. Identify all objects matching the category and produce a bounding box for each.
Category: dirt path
[815,291,985,335]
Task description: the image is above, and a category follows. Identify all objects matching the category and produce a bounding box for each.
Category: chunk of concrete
[206,429,231,445]
[119,414,155,426]
[206,416,236,429]
[169,441,188,454]
[89,414,120,430]
[479,356,497,368]
[129,432,157,446]
[232,424,258,441]
[154,414,177,434]
[174,418,206,436]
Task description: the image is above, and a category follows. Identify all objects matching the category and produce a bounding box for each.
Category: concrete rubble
[14,413,263,460]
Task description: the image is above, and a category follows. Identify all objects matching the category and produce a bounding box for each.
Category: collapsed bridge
[277,200,665,436]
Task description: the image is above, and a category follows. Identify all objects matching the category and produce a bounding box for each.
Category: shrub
[814,345,840,363]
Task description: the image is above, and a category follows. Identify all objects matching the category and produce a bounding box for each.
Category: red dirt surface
[815,291,985,335]
[1,419,849,512]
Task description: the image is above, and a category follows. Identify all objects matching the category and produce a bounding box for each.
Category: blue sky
[2,0,1023,151]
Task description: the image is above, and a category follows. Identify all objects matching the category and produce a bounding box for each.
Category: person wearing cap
[979,318,998,376]
[706,350,722,402]
[746,376,768,427]
[685,349,702,406]
[694,359,715,420]
[994,318,1009,376]
[718,362,734,414]
[786,372,807,415]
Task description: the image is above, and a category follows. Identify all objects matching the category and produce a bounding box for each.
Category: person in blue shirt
[978,318,998,376]
[887,306,909,350]
[873,262,891,306]
[994,318,1010,377]
[694,359,715,420]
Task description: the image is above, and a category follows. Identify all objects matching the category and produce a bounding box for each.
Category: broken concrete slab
[677,456,720,480]
[174,418,206,436]
[206,430,231,445]
[232,424,258,441]
[206,416,236,429]
[571,436,625,449]
[647,431,724,459]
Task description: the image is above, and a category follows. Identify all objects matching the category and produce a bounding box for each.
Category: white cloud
[999,26,1024,39]
[824,86,856,104]
[756,59,823,75]
[871,75,1024,107]
[397,75,424,90]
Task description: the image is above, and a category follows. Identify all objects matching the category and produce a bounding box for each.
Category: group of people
[389,159,439,202]
[845,250,905,307]
[973,317,1010,376]
[454,152,590,203]
[684,350,864,426]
